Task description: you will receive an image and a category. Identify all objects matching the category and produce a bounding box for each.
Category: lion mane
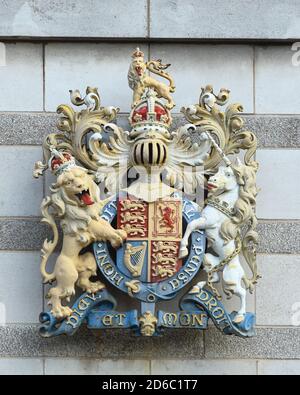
[50,168,102,237]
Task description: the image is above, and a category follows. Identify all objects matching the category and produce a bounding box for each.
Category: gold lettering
[163,313,178,326]
[179,313,191,326]
[117,314,126,326]
[110,271,124,286]
[189,256,202,267]
[97,253,110,267]
[169,278,180,290]
[72,308,84,318]
[184,263,197,276]
[192,314,205,326]
[206,297,218,311]
[103,264,114,276]
[102,315,113,326]
[192,245,204,256]
[85,293,98,302]
[78,299,90,311]
[196,290,210,302]
[212,307,225,320]
[178,272,189,283]
[66,315,79,329]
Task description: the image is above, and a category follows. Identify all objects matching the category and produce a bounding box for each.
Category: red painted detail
[154,105,167,121]
[160,206,176,230]
[80,192,94,206]
[51,152,72,172]
[131,104,169,123]
[117,198,149,239]
[151,241,182,283]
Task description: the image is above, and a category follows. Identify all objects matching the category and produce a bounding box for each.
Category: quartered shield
[95,194,206,304]
[117,197,183,283]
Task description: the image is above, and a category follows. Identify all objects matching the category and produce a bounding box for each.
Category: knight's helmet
[128,49,174,171]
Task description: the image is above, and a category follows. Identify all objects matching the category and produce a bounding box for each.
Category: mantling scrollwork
[182,84,258,172]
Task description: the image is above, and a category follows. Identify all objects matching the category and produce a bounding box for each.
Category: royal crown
[129,89,172,139]
[132,47,144,59]
[49,149,76,175]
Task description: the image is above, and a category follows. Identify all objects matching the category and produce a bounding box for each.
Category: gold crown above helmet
[129,89,172,139]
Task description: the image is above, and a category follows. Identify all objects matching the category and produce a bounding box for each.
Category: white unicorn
[179,157,259,324]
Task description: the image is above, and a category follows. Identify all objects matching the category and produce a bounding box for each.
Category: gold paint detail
[125,280,141,298]
[128,48,176,110]
[139,311,158,337]
[124,242,147,277]
[121,224,147,238]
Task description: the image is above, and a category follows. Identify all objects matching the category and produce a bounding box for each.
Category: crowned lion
[128,48,176,109]
[40,153,127,319]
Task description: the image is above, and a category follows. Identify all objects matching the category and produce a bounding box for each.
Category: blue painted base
[39,287,255,338]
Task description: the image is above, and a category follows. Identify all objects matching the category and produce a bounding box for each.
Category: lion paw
[51,306,73,320]
[111,236,124,249]
[85,281,105,294]
[179,247,189,259]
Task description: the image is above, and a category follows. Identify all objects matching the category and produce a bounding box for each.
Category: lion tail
[40,197,58,284]
[147,60,176,93]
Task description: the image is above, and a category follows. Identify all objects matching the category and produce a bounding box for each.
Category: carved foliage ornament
[34,48,260,338]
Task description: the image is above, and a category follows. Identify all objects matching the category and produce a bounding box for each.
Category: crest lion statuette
[34,49,260,338]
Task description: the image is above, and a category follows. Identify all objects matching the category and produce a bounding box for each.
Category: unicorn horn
[205,131,232,166]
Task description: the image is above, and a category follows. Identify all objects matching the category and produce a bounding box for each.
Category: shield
[117,197,183,283]
[95,194,205,304]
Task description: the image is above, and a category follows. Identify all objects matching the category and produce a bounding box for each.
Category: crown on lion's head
[49,149,76,176]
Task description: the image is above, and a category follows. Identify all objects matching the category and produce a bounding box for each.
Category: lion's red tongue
[81,192,94,206]
[136,66,142,76]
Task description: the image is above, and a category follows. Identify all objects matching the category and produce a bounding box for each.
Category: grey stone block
[257,222,300,254]
[45,358,150,375]
[0,43,43,111]
[204,327,300,360]
[0,0,148,39]
[151,359,257,375]
[0,112,58,145]
[0,219,48,251]
[0,325,204,359]
[0,252,43,323]
[150,0,300,40]
[1,218,299,255]
[257,150,300,220]
[0,358,43,375]
[0,146,44,216]
[1,112,299,149]
[256,255,300,326]
[258,360,300,375]
[244,116,300,149]
[1,325,299,360]
[255,46,300,114]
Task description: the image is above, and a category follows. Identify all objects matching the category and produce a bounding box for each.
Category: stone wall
[0,1,299,375]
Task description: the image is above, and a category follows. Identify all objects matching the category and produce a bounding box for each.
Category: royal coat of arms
[34,49,260,338]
